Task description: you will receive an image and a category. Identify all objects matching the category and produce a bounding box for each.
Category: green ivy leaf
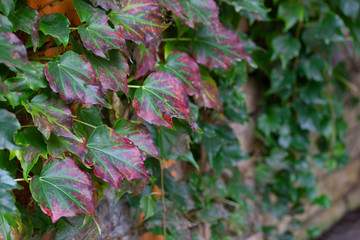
[78,13,126,59]
[8,5,40,48]
[0,0,15,16]
[44,51,110,107]
[73,0,106,22]
[191,25,251,70]
[30,157,96,223]
[278,1,304,32]
[86,125,150,189]
[133,72,200,131]
[114,119,159,159]
[271,34,301,68]
[313,194,331,209]
[85,50,129,94]
[109,0,163,45]
[0,14,13,31]
[47,134,87,161]
[222,0,269,13]
[159,50,202,96]
[0,169,18,214]
[140,195,157,220]
[4,76,35,107]
[0,32,29,70]
[39,13,70,47]
[23,94,79,140]
[13,62,47,91]
[268,67,296,101]
[301,54,327,82]
[0,212,21,240]
[0,109,20,150]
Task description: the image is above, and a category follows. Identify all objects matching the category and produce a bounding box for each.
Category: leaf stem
[127,85,141,89]
[73,119,97,129]
[21,125,35,128]
[161,38,193,42]
[69,27,78,31]
[14,177,32,182]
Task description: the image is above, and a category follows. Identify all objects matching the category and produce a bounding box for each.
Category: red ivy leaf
[86,50,129,94]
[24,94,79,140]
[30,157,96,223]
[78,13,126,59]
[179,0,220,29]
[194,74,222,111]
[133,38,160,79]
[86,125,150,189]
[114,119,159,159]
[44,51,110,108]
[109,0,163,45]
[133,72,200,131]
[191,24,251,70]
[159,50,201,96]
[48,134,87,160]
[0,32,29,70]
[157,0,185,20]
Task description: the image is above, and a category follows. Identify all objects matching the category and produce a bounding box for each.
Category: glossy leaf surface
[78,13,126,59]
[179,0,220,29]
[0,32,29,70]
[223,0,269,13]
[0,109,20,150]
[44,51,109,107]
[89,0,121,11]
[159,50,201,96]
[0,0,15,16]
[133,72,199,130]
[73,0,106,22]
[86,125,150,189]
[0,14,13,31]
[109,0,163,45]
[85,50,129,94]
[191,25,251,70]
[47,134,87,160]
[24,94,79,140]
[114,119,159,159]
[39,13,70,47]
[30,157,96,223]
[0,169,18,214]
[133,40,159,79]
[194,74,222,111]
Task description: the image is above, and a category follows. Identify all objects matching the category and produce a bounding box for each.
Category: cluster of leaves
[0,0,358,239]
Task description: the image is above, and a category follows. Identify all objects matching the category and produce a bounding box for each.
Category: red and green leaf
[157,0,185,20]
[44,51,110,107]
[30,157,96,223]
[47,134,87,161]
[133,72,200,131]
[0,32,29,70]
[78,13,126,59]
[23,94,79,140]
[86,125,150,189]
[159,50,201,96]
[85,50,129,94]
[194,74,222,111]
[89,0,121,11]
[179,0,220,29]
[191,24,251,70]
[133,38,160,79]
[114,119,159,159]
[109,0,164,45]
[8,5,40,48]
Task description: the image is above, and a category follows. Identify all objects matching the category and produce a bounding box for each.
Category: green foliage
[0,0,357,239]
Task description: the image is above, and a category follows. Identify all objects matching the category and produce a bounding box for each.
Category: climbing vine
[0,0,358,239]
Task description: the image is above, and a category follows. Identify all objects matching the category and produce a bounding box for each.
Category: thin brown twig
[161,160,167,238]
[38,0,67,11]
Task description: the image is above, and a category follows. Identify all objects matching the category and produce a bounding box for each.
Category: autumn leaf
[133,72,200,131]
[114,119,159,159]
[47,134,87,161]
[109,0,164,45]
[194,73,222,111]
[89,0,121,11]
[78,13,126,59]
[0,32,29,70]
[44,51,110,107]
[159,50,201,96]
[30,157,96,223]
[133,38,160,79]
[86,125,150,189]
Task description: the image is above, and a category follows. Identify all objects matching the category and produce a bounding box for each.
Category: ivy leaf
[44,51,110,107]
[0,32,29,70]
[0,14,13,32]
[30,157,96,223]
[8,5,40,48]
[73,0,106,22]
[159,50,201,96]
[23,94,79,140]
[86,125,150,189]
[39,13,70,47]
[13,62,47,91]
[140,195,157,220]
[0,169,18,214]
[191,25,251,70]
[278,2,304,32]
[0,0,15,16]
[114,119,159,159]
[271,34,301,68]
[133,72,200,131]
[4,76,35,107]
[0,109,20,150]
[222,0,269,13]
[0,212,22,240]
[194,73,222,111]
[89,0,121,11]
[0,168,18,192]
[78,13,126,59]
[157,0,185,20]
[85,50,129,94]
[133,39,160,79]
[47,134,87,161]
[109,0,164,45]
